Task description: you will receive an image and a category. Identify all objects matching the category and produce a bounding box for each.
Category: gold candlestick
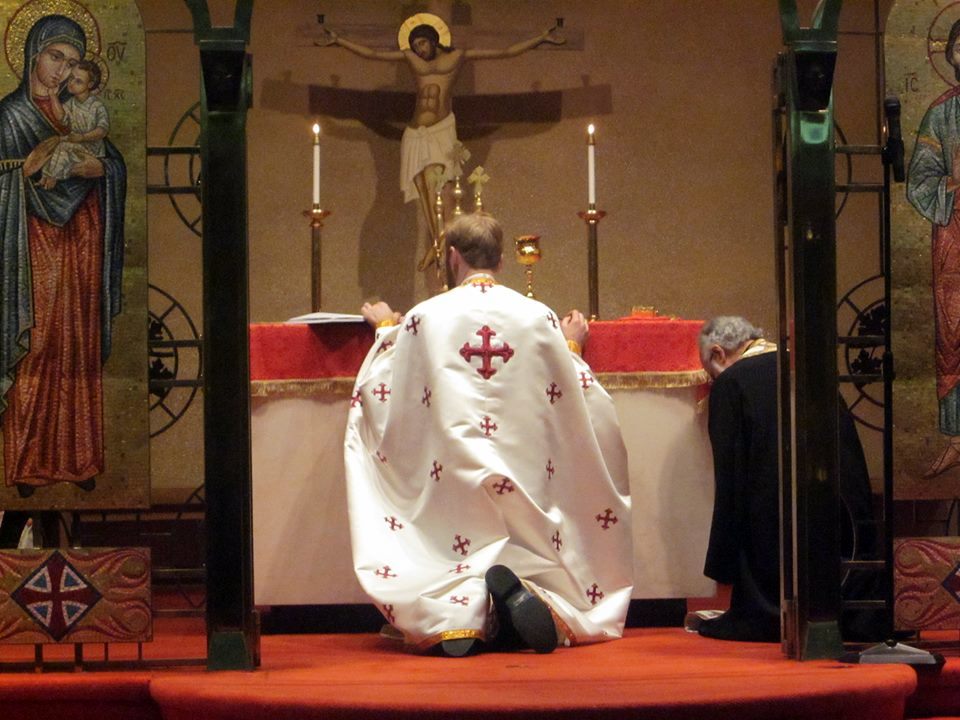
[577,207,606,319]
[303,205,332,312]
[515,234,542,298]
[434,186,448,291]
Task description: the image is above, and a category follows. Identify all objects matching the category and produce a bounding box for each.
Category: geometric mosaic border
[0,548,151,644]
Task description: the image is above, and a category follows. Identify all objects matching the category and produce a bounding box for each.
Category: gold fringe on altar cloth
[250,370,709,399]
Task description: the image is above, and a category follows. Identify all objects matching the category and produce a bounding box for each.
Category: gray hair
[698,316,764,362]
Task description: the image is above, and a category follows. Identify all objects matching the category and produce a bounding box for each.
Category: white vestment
[400,112,461,203]
[344,278,634,651]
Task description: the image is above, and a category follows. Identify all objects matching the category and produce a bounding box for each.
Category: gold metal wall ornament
[514,234,541,298]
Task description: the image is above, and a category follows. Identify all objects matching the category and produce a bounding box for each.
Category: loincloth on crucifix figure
[317,11,564,292]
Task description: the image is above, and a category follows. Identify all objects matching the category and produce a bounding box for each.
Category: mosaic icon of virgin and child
[0,14,126,499]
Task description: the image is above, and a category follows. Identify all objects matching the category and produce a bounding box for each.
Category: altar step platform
[2,613,960,720]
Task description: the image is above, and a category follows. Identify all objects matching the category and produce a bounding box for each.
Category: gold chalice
[515,234,542,298]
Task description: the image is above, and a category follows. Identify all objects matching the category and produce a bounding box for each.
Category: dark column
[775,0,843,660]
[184,0,259,671]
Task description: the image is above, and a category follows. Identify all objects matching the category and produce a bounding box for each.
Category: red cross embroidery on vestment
[450,595,470,605]
[595,508,618,529]
[450,563,471,574]
[546,459,556,479]
[493,477,514,495]
[350,391,362,408]
[546,382,563,404]
[373,383,391,402]
[586,583,604,605]
[422,386,432,406]
[385,516,404,531]
[480,415,498,436]
[405,315,421,335]
[552,531,562,551]
[579,371,595,389]
[382,604,396,623]
[430,460,443,481]
[546,313,558,329]
[375,566,397,579]
[377,340,393,354]
[376,450,387,463]
[459,325,514,379]
[452,534,471,556]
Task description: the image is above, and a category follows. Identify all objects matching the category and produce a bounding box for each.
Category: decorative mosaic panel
[895,537,960,630]
[0,547,150,644]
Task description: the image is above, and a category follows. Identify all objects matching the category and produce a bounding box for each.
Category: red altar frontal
[249,317,716,604]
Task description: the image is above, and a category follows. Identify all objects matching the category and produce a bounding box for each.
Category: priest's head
[444,212,504,286]
[698,316,764,379]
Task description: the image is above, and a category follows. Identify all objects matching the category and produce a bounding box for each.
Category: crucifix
[316,10,565,291]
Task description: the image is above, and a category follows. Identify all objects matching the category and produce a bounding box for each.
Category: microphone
[884,97,905,183]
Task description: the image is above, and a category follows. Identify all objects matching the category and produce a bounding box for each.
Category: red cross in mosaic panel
[595,509,618,529]
[450,563,471,574]
[452,534,471,556]
[405,315,421,335]
[350,391,363,407]
[552,531,562,551]
[586,583,604,605]
[546,313,558,329]
[422,386,432,406]
[493,477,515,495]
[459,325,514,379]
[11,552,102,641]
[382,604,396,624]
[373,383,391,402]
[545,382,563,404]
[375,566,397,579]
[579,371,595,390]
[546,459,556,479]
[450,596,470,605]
[384,516,404,531]
[430,460,443,482]
[480,415,498,436]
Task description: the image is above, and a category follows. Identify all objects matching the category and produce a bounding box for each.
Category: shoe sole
[486,565,557,653]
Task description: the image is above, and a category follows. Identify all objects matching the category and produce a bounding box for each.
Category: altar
[250,316,716,605]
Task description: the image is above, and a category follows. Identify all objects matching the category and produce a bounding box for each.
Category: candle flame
[312,123,321,136]
[588,124,595,136]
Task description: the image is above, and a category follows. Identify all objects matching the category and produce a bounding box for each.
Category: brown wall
[138,0,891,494]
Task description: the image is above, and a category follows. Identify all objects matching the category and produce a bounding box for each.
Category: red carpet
[1,619,945,720]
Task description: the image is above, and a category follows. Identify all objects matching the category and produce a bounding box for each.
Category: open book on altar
[286,311,365,324]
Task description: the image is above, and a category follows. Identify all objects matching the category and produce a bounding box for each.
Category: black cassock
[700,350,877,642]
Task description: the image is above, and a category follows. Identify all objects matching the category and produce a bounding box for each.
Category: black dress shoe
[485,565,557,653]
[15,483,34,498]
[440,638,478,657]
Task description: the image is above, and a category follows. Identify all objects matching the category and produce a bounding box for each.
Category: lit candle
[587,124,596,207]
[312,123,321,206]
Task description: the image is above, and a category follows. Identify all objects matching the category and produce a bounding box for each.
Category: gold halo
[397,13,451,51]
[5,0,102,80]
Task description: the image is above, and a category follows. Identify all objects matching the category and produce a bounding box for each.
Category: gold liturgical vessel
[515,234,542,298]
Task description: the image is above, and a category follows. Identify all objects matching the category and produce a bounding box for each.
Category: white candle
[312,123,321,206]
[587,124,596,206]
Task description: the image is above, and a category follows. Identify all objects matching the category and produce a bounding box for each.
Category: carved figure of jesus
[317,12,563,274]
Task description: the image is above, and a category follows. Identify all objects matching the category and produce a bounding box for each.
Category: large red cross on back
[459,325,514,379]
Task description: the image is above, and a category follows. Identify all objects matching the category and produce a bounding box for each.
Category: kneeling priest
[344,213,633,656]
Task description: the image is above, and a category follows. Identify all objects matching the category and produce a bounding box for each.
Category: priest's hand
[362,301,401,329]
[561,310,589,350]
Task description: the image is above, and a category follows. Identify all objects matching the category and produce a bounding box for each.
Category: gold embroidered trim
[414,627,487,652]
[595,370,709,390]
[250,377,357,397]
